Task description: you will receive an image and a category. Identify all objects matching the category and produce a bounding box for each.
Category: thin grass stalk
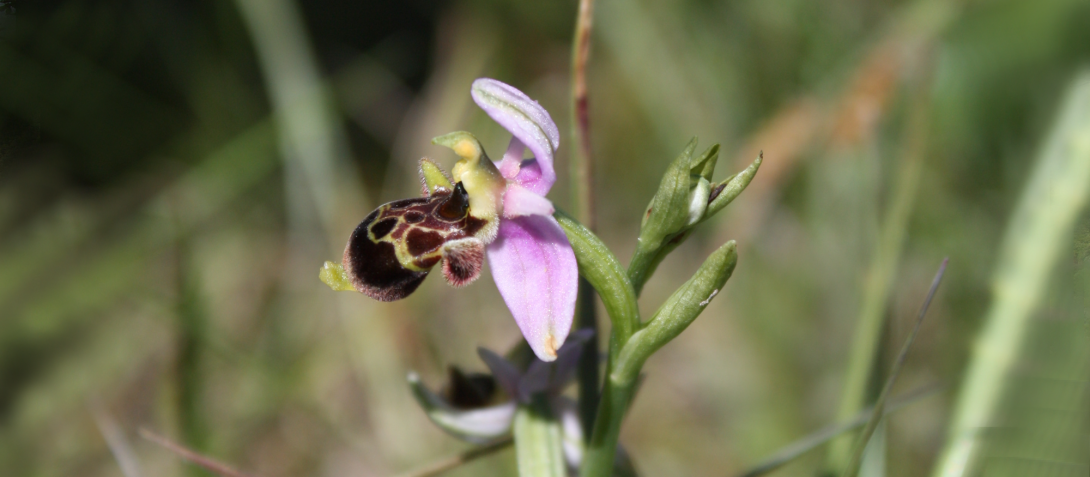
[570,0,595,229]
[174,228,208,466]
[140,428,262,477]
[738,385,941,477]
[842,259,947,477]
[569,0,601,442]
[828,58,934,472]
[931,70,1090,477]
[90,406,144,477]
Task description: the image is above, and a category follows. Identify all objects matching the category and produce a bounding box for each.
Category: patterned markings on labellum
[343,182,488,301]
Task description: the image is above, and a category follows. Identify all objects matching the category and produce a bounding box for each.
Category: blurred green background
[1,0,1087,476]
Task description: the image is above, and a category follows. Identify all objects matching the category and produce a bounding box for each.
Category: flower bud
[638,138,699,249]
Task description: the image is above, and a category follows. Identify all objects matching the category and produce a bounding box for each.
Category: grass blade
[736,384,941,477]
[841,258,948,477]
[932,70,1090,477]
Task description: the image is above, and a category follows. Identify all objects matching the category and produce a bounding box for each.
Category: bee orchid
[322,78,577,362]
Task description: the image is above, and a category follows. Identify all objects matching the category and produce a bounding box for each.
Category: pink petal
[498,137,524,180]
[472,78,559,191]
[503,183,555,218]
[495,138,551,195]
[486,215,577,362]
[512,159,550,196]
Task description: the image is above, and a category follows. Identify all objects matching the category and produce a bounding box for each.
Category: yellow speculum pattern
[367,204,445,272]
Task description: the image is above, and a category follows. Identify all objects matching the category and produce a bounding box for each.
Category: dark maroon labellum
[342,182,488,301]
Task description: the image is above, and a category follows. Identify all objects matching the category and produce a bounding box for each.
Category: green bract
[616,241,738,382]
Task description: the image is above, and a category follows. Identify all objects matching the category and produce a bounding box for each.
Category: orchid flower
[320,78,577,362]
[408,330,594,465]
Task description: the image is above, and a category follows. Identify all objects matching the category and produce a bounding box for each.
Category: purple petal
[513,159,550,196]
[557,397,584,469]
[493,137,551,196]
[472,78,559,192]
[477,347,522,400]
[503,183,555,218]
[517,329,592,401]
[486,214,577,362]
[519,360,553,402]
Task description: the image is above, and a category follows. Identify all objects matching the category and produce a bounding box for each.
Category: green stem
[514,396,567,477]
[575,277,600,440]
[555,211,641,477]
[580,359,637,477]
[626,246,657,297]
[584,240,738,477]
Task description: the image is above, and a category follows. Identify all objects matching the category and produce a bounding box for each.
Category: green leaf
[555,210,640,347]
[616,241,738,382]
[515,396,567,477]
[933,70,1090,477]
